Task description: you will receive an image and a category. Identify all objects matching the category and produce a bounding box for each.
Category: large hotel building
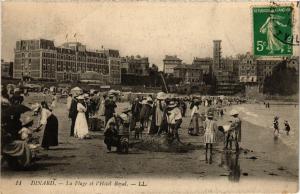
[13,39,121,84]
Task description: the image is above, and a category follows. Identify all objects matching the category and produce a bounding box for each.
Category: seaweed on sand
[131,134,202,153]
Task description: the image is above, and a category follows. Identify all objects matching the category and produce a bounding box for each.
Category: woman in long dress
[190,100,201,135]
[150,92,166,134]
[259,14,287,54]
[35,101,58,150]
[74,96,89,139]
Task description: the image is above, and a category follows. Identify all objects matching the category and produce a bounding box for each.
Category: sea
[229,103,299,151]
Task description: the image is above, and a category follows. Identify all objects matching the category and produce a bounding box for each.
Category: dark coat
[41,114,58,148]
[69,99,78,119]
[104,100,117,118]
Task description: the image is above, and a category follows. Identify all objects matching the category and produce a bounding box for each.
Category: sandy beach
[1,95,298,192]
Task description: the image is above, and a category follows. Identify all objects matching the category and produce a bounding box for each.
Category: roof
[193,57,213,62]
[163,55,182,61]
[174,64,202,70]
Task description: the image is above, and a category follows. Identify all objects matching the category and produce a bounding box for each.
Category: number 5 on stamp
[253,6,293,56]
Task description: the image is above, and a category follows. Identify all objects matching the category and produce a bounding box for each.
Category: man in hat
[69,93,79,137]
[83,93,91,129]
[104,94,117,124]
[166,101,182,142]
[226,109,242,151]
[139,95,153,134]
[130,97,141,131]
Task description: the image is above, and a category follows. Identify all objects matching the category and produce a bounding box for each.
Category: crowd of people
[1,83,247,169]
[1,85,59,169]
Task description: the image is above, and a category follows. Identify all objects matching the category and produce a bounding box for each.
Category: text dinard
[30,179,128,187]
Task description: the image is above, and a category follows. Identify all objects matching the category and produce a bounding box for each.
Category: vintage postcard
[0,1,299,194]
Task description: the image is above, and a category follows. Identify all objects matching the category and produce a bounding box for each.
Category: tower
[213,40,222,72]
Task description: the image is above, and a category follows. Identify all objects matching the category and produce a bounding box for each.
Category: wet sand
[1,97,298,192]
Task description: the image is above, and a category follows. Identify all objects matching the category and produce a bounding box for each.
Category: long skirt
[3,140,32,169]
[191,113,200,135]
[74,112,89,139]
[41,115,58,148]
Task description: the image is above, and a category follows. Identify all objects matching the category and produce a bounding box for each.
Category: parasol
[6,104,31,116]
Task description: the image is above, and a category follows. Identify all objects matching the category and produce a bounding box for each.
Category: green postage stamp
[253,6,293,56]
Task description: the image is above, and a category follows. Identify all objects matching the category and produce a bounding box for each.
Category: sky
[1,1,299,69]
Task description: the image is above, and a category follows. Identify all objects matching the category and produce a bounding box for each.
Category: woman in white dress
[74,96,89,139]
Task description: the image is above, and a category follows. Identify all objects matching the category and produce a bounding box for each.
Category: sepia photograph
[0,1,299,193]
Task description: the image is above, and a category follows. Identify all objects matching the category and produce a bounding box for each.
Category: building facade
[14,39,55,80]
[173,64,203,84]
[13,39,120,84]
[192,57,212,74]
[239,53,257,83]
[121,55,149,76]
[104,49,121,85]
[1,59,13,78]
[163,55,182,75]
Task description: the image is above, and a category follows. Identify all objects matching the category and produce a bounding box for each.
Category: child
[227,109,242,152]
[203,111,217,163]
[19,115,34,142]
[273,116,279,135]
[284,120,290,135]
[224,124,234,150]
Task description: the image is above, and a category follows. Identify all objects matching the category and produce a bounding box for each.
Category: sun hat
[83,93,89,98]
[20,115,33,126]
[31,103,41,112]
[230,109,239,116]
[156,92,166,100]
[77,95,84,100]
[168,101,177,108]
[193,98,200,102]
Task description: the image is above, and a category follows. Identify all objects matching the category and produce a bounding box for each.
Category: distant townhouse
[174,64,203,84]
[163,55,182,75]
[239,53,257,83]
[121,55,149,76]
[192,57,212,74]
